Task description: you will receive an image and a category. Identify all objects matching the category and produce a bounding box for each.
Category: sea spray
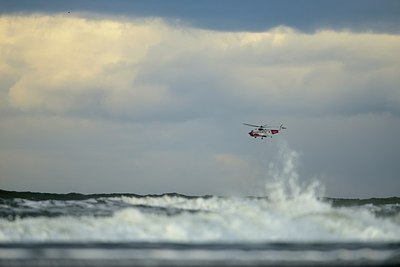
[263,141,325,208]
[256,140,400,241]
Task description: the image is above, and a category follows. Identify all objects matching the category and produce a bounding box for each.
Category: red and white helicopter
[243,123,286,139]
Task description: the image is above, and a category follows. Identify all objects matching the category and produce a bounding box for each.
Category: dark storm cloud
[1,0,399,33]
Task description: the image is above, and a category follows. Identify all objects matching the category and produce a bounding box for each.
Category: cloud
[1,15,168,113]
[1,14,400,197]
[214,153,248,168]
[1,15,400,120]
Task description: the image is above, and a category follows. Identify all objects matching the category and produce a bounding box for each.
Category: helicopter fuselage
[248,129,279,139]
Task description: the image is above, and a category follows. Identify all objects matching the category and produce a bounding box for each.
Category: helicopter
[243,123,286,139]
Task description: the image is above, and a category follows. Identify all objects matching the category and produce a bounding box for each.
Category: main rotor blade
[242,123,261,128]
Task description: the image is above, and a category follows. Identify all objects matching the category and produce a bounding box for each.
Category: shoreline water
[1,241,400,267]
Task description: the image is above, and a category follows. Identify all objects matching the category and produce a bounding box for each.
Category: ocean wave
[1,192,399,243]
[1,143,399,243]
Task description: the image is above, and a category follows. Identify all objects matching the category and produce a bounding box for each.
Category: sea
[0,188,399,267]
[1,146,400,267]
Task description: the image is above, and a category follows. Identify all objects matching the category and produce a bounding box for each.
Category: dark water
[1,242,400,267]
[1,189,400,266]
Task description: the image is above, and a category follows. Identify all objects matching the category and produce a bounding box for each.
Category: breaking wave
[0,142,399,243]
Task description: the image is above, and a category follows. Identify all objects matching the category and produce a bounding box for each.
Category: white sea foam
[0,142,399,242]
[1,194,399,242]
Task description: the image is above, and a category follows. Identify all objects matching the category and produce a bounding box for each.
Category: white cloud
[1,15,399,119]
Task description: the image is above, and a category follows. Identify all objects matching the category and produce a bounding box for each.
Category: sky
[0,0,399,198]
